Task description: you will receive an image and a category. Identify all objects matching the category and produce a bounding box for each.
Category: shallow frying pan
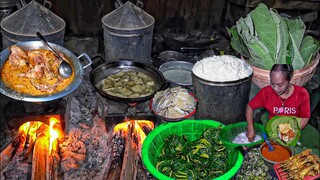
[89,59,168,103]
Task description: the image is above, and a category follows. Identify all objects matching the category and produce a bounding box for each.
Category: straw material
[250,53,320,88]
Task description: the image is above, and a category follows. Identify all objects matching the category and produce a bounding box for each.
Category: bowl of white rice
[192,55,253,82]
[219,122,266,149]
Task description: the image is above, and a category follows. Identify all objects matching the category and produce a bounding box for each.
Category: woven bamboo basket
[250,53,320,88]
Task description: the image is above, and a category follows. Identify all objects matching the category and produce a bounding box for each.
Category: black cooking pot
[89,59,168,103]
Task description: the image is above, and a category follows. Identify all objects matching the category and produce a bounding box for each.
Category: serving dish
[0,41,92,102]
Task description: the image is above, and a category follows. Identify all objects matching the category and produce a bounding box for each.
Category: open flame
[18,117,62,153]
[49,117,60,152]
[113,120,154,146]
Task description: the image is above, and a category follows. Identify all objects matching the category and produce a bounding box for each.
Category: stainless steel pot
[0,41,92,102]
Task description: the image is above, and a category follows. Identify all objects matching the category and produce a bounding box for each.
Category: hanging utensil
[36,32,73,79]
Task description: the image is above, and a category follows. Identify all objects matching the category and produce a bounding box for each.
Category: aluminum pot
[89,59,168,104]
[0,41,92,102]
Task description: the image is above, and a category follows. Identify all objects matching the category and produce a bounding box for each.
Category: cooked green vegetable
[228,3,320,70]
[156,126,230,179]
[236,148,273,180]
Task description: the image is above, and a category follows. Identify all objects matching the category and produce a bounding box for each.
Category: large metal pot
[89,59,167,103]
[0,41,92,102]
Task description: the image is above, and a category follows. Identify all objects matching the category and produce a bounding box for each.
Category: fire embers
[0,118,62,179]
[59,116,110,179]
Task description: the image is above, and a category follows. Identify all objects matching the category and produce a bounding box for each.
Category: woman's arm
[300,118,309,129]
[246,104,256,142]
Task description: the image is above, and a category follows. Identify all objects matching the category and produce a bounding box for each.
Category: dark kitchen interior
[0,0,320,179]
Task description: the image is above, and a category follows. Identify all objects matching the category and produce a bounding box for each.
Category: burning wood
[32,135,49,180]
[0,117,62,179]
[1,113,155,180]
[0,133,22,171]
[120,123,138,180]
[106,131,125,180]
[108,120,154,180]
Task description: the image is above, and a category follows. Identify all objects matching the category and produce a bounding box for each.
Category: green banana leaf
[266,116,301,147]
[284,18,305,50]
[288,32,305,70]
[270,9,289,64]
[299,35,320,65]
[227,26,251,59]
[237,16,274,69]
[249,3,277,62]
[229,3,320,70]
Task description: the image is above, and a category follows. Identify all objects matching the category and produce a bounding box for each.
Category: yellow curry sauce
[1,49,74,96]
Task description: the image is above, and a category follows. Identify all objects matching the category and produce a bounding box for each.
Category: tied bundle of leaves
[228,3,320,70]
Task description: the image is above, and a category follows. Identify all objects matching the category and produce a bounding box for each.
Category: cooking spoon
[262,132,274,151]
[36,32,73,79]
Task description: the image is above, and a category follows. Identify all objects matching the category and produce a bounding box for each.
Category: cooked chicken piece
[8,45,28,66]
[18,64,43,79]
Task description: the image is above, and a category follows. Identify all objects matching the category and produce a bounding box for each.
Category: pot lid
[102,1,154,30]
[1,0,65,36]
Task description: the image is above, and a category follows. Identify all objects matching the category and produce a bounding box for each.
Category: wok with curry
[1,45,74,96]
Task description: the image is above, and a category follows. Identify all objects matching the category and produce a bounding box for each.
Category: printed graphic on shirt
[273,107,296,114]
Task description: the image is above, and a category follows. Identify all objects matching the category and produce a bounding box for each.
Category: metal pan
[0,41,92,102]
[89,59,167,103]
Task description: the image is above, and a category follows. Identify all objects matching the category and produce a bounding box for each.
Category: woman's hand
[246,125,256,142]
[245,104,256,142]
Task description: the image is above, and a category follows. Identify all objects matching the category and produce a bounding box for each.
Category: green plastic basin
[219,122,266,149]
[141,120,244,180]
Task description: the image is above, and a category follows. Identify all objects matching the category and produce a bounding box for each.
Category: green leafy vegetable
[236,148,273,180]
[156,126,230,179]
[270,9,289,64]
[249,3,277,62]
[299,36,320,65]
[228,3,320,70]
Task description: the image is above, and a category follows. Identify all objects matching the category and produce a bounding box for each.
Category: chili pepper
[175,174,187,178]
[188,170,194,177]
[199,138,211,147]
[175,144,183,151]
[177,171,187,175]
[200,153,209,159]
[191,144,207,154]
[156,160,165,170]
[214,145,226,152]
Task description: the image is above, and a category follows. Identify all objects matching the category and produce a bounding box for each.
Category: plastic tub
[141,120,244,180]
[219,122,266,149]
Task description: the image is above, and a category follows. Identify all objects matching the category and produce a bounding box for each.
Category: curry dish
[1,45,74,96]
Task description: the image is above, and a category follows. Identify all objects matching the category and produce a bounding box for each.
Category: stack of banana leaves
[228,3,320,70]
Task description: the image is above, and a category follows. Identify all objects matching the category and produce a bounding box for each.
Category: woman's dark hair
[270,64,294,81]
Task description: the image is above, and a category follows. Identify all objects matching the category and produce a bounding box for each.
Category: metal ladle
[36,32,73,78]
